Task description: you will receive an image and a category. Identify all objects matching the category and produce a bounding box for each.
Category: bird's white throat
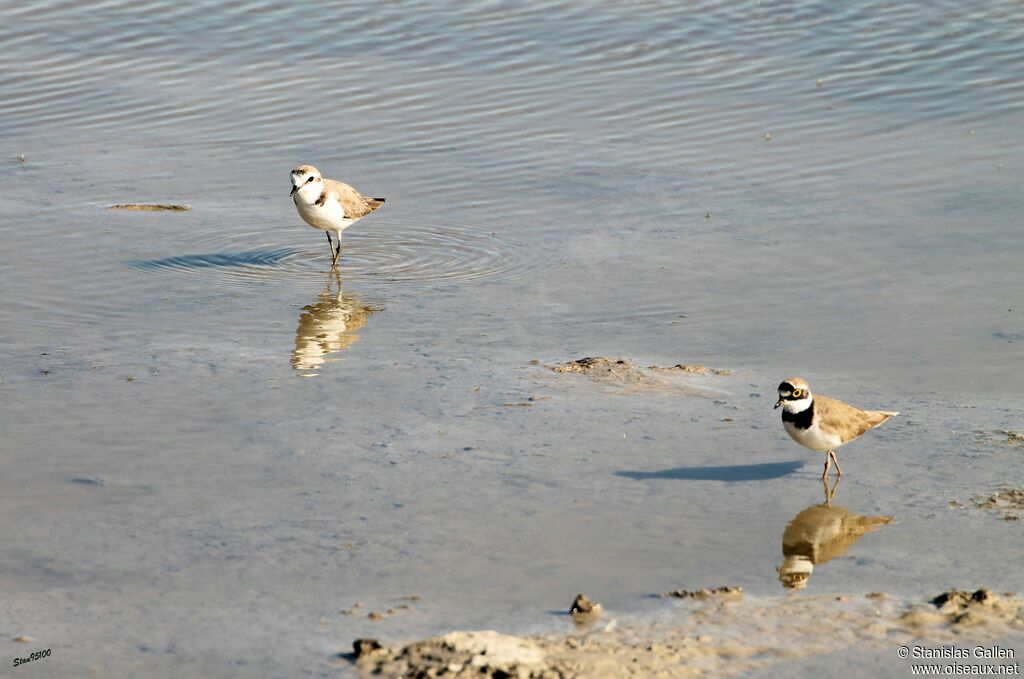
[781,396,813,414]
[293,180,323,204]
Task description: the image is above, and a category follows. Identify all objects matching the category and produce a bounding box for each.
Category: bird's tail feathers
[869,410,899,426]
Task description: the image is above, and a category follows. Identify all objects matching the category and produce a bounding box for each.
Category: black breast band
[781,401,814,429]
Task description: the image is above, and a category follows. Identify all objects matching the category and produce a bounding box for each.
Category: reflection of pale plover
[292,274,375,374]
[775,377,898,479]
[290,165,385,268]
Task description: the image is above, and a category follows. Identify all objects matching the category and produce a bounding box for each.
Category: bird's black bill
[774,399,782,409]
[290,185,298,196]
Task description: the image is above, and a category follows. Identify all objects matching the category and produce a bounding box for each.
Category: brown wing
[326,179,386,219]
[815,395,898,442]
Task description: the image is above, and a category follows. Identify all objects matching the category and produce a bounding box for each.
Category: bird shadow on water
[616,459,805,482]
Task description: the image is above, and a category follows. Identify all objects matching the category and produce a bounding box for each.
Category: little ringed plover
[775,377,898,479]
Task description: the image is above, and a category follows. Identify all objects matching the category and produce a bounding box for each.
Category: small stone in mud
[866,592,888,600]
[367,611,384,621]
[109,203,191,211]
[13,635,32,643]
[660,586,743,601]
[570,593,602,616]
[353,638,382,659]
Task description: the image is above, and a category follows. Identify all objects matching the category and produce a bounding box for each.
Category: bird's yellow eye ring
[792,389,803,398]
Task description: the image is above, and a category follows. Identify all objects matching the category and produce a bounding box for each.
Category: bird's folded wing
[816,395,895,440]
[327,180,385,219]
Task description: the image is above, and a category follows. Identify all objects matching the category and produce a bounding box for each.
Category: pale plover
[290,165,385,268]
[775,377,898,479]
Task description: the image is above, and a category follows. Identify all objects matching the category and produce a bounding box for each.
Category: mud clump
[902,589,1022,630]
[972,488,1024,520]
[355,631,549,678]
[352,638,382,659]
[551,357,649,383]
[660,586,743,602]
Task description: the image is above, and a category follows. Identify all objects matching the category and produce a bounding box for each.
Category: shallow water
[2,0,1023,676]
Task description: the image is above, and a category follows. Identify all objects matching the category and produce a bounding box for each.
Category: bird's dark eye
[792,389,803,398]
[307,176,315,183]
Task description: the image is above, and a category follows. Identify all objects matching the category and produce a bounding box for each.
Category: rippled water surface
[2,0,1023,676]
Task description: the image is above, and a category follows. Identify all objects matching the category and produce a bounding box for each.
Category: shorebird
[290,165,385,268]
[775,377,898,479]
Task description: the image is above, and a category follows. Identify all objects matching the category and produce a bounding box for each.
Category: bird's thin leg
[829,450,843,477]
[821,453,832,480]
[327,232,340,269]
[822,477,833,506]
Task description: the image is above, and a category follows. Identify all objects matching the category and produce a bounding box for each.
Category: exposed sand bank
[351,589,1023,678]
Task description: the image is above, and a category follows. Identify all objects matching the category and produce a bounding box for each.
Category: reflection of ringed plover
[776,479,893,590]
[290,165,385,268]
[775,377,898,479]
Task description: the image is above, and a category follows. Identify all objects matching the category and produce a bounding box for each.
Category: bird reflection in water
[292,273,376,376]
[777,478,893,590]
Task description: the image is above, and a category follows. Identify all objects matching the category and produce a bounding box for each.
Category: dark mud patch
[975,430,1024,447]
[660,586,743,602]
[649,363,733,376]
[109,203,191,211]
[972,487,1024,521]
